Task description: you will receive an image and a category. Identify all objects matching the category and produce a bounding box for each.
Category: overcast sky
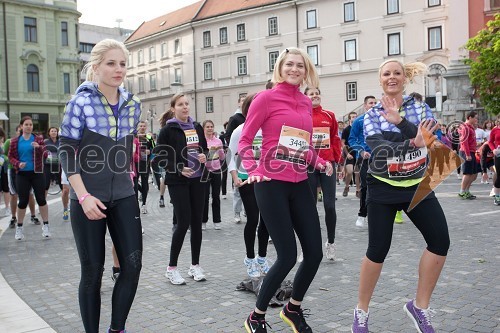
[78,0,200,30]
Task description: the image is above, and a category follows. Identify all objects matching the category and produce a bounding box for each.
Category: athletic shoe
[257,256,271,275]
[394,210,404,224]
[42,224,51,238]
[355,216,365,228]
[202,223,207,230]
[325,242,336,261]
[244,257,260,278]
[244,312,269,333]
[9,217,16,229]
[351,307,369,333]
[494,196,500,206]
[280,304,312,333]
[404,300,436,333]
[15,225,24,240]
[464,192,476,200]
[490,188,496,197]
[107,329,127,333]
[31,216,41,225]
[159,198,165,207]
[222,194,227,200]
[141,205,148,214]
[188,265,206,281]
[214,222,221,230]
[234,212,241,224]
[165,267,186,285]
[63,209,69,222]
[343,186,349,197]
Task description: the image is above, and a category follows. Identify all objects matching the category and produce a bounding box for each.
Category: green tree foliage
[464,13,500,115]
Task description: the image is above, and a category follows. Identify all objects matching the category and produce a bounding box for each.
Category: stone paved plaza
[0,175,499,332]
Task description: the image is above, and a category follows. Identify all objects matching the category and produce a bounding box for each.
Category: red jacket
[8,134,46,173]
[312,105,342,163]
[488,127,500,151]
[459,122,476,155]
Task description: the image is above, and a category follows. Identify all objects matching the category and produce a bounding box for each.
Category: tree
[464,13,500,115]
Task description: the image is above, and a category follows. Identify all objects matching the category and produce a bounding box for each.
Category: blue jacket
[348,113,370,158]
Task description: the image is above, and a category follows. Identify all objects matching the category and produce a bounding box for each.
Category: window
[61,21,68,46]
[219,27,228,44]
[63,73,70,94]
[206,97,214,113]
[27,64,39,92]
[150,74,156,90]
[387,0,399,14]
[306,10,317,29]
[138,77,144,92]
[237,24,246,41]
[344,2,355,22]
[237,56,247,76]
[268,17,278,36]
[269,51,279,72]
[161,42,167,58]
[428,0,441,7]
[492,0,500,9]
[174,39,181,54]
[138,50,144,65]
[24,17,37,42]
[204,62,213,80]
[428,26,442,50]
[346,82,357,101]
[203,31,211,48]
[307,45,319,66]
[128,54,133,67]
[174,68,181,83]
[149,46,155,62]
[388,33,401,55]
[344,39,357,61]
[79,42,94,53]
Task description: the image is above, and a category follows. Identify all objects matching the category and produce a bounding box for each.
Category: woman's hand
[414,119,440,148]
[318,161,334,176]
[19,162,26,169]
[181,167,194,177]
[198,153,206,163]
[380,95,403,125]
[232,176,243,188]
[31,142,40,148]
[242,175,271,185]
[81,196,107,220]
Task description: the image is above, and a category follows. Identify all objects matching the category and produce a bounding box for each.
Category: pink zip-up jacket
[238,81,325,183]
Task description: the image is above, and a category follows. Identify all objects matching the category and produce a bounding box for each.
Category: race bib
[275,125,310,165]
[252,135,262,160]
[184,129,199,152]
[387,147,428,178]
[312,127,330,149]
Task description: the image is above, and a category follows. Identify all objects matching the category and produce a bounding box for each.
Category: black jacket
[222,113,245,145]
[154,121,208,185]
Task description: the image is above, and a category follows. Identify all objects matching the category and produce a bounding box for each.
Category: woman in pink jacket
[240,47,333,333]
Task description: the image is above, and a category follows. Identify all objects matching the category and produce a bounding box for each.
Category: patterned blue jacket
[58,81,142,202]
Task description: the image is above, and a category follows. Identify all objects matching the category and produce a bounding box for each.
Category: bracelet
[78,193,91,205]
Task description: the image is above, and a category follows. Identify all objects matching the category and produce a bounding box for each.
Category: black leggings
[254,180,323,312]
[70,195,143,333]
[16,171,46,209]
[137,161,149,205]
[366,198,450,263]
[307,167,337,243]
[494,156,500,189]
[239,182,269,258]
[203,171,221,223]
[168,178,206,266]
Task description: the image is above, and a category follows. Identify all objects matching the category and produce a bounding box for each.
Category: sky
[78,0,200,30]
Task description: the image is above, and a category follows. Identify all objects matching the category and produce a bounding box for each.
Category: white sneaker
[222,195,227,200]
[244,257,260,278]
[15,225,24,240]
[490,188,496,197]
[214,223,221,230]
[202,223,207,230]
[141,205,147,214]
[165,267,186,285]
[42,224,51,238]
[234,213,241,224]
[356,216,366,228]
[297,251,303,263]
[325,242,336,261]
[188,265,206,281]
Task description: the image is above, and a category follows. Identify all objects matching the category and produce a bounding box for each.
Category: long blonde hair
[272,47,319,88]
[378,59,427,83]
[81,39,129,82]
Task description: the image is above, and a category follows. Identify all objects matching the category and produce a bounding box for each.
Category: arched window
[27,64,39,92]
[425,63,447,108]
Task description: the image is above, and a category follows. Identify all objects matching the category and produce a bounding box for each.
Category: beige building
[125,0,469,132]
[0,0,80,136]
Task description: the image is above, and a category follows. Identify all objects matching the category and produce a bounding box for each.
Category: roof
[126,0,290,43]
[126,0,204,43]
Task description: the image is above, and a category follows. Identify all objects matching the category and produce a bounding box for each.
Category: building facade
[125,0,475,133]
[0,0,80,136]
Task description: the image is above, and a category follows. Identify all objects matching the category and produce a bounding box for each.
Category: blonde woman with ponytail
[351,59,449,333]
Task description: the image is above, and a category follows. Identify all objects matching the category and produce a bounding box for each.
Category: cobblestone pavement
[0,176,499,333]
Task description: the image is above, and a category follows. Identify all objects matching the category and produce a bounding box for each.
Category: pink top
[238,82,325,183]
[205,135,225,172]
